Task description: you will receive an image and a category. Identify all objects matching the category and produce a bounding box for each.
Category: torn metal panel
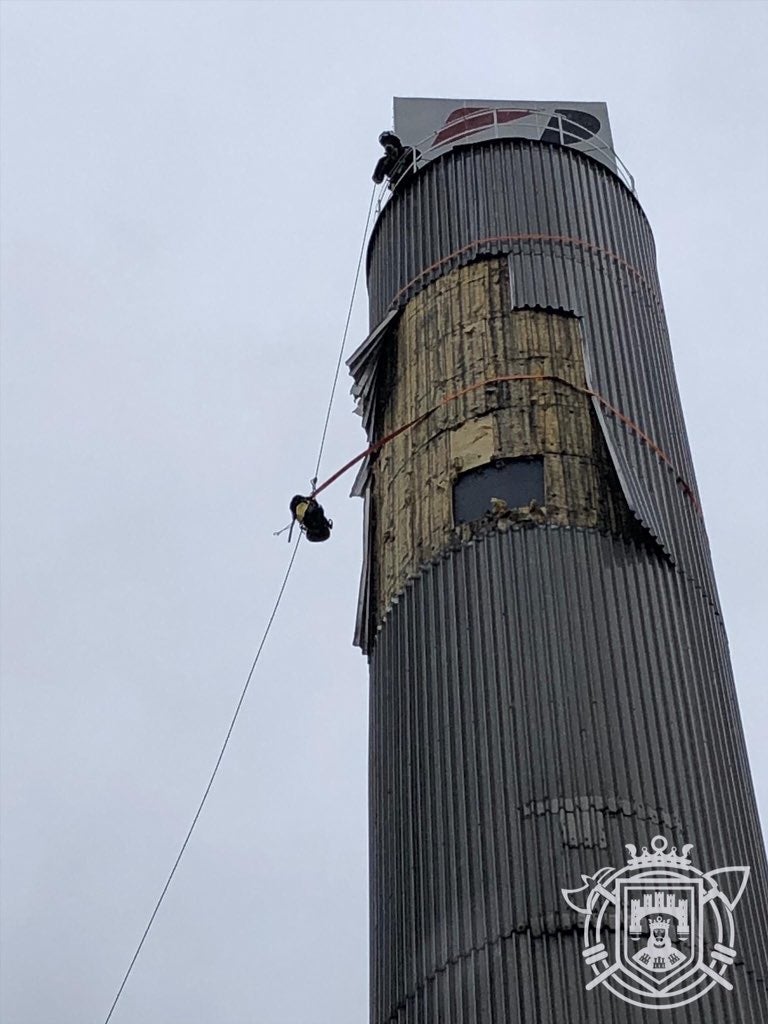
[347,307,400,442]
[581,341,672,560]
[349,455,370,499]
[508,246,583,316]
[508,237,715,604]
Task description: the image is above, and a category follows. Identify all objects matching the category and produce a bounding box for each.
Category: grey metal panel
[362,139,717,613]
[369,526,768,1023]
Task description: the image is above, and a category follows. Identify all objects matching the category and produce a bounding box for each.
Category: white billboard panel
[393,97,617,176]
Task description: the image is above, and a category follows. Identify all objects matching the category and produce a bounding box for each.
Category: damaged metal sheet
[346,308,401,506]
[347,306,400,442]
[354,260,638,651]
[581,335,672,561]
[360,138,718,615]
[508,243,583,316]
[507,241,717,606]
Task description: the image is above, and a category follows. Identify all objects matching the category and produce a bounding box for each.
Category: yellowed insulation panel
[370,257,630,622]
[450,415,495,472]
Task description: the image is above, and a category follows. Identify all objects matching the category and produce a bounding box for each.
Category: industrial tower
[348,100,767,1023]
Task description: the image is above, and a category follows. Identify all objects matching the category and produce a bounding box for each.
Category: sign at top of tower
[393,97,618,178]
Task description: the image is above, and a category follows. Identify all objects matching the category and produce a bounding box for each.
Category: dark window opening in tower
[452,456,545,525]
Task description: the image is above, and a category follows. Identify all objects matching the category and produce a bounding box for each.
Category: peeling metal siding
[364,139,717,609]
[369,527,768,1023]
[349,307,401,441]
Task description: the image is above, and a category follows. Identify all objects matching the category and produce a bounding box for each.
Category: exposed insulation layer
[370,258,634,625]
[360,137,717,612]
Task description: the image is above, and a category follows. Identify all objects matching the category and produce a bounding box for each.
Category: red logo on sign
[433,107,532,146]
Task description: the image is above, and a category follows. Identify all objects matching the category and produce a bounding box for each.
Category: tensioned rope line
[312,182,377,486]
[102,536,301,1024]
[311,373,701,515]
[102,186,379,1023]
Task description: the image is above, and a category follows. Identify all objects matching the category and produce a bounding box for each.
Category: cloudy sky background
[2,2,766,1022]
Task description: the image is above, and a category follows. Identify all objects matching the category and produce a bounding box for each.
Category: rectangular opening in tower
[452,456,545,525]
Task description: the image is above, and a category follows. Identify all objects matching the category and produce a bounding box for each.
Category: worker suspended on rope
[289,494,333,543]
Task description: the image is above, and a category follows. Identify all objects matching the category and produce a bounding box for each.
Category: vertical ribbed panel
[369,528,768,1024]
[510,232,717,611]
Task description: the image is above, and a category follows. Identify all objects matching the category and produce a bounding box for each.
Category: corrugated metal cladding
[369,528,768,1024]
[366,140,656,327]
[363,140,717,612]
[362,135,768,1024]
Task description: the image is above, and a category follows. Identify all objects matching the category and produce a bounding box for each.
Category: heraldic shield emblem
[562,835,750,1009]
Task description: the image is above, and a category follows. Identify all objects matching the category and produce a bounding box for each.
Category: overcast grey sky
[1,2,766,1022]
